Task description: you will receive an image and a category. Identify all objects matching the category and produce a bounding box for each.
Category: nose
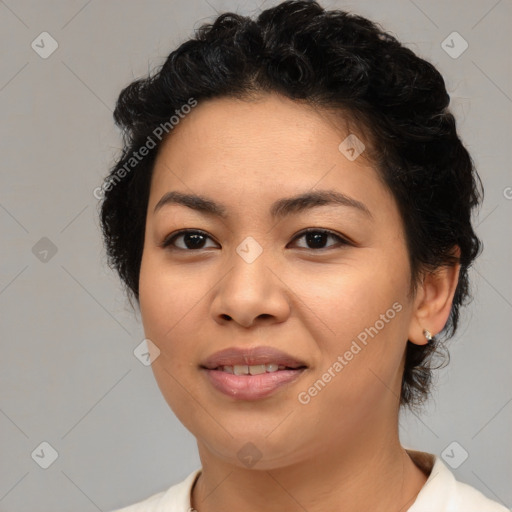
[210,249,291,329]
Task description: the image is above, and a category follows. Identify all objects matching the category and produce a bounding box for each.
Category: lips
[200,346,308,400]
[200,346,308,370]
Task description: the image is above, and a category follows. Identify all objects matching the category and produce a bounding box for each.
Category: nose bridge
[228,234,273,295]
[212,234,290,326]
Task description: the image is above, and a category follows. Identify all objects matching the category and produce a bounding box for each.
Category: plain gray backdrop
[1,1,511,511]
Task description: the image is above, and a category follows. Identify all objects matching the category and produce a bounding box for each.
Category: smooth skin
[138,93,460,512]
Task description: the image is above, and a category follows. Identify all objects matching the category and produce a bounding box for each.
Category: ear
[408,246,461,346]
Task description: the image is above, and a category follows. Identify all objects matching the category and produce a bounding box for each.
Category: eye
[160,230,219,251]
[160,228,351,252]
[289,229,350,250]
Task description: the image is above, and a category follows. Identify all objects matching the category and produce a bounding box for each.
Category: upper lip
[200,346,308,370]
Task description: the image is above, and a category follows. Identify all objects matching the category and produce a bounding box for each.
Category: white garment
[111,450,508,511]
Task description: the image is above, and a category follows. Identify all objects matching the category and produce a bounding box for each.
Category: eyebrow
[153,189,373,220]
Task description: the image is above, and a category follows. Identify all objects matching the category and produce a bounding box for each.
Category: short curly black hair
[99,0,483,411]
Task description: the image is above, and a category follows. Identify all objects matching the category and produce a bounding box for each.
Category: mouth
[199,346,308,401]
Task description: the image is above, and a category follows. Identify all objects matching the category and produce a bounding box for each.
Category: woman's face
[139,93,423,468]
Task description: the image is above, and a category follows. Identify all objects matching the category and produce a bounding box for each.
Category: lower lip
[202,368,306,400]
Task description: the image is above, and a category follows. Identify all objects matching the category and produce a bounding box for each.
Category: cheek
[139,252,204,344]
[289,252,410,342]
[138,251,216,403]
[290,252,410,401]
[139,255,206,426]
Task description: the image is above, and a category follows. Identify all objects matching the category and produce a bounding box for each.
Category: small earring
[423,329,434,341]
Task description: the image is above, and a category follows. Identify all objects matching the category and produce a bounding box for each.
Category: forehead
[156,93,367,161]
[148,94,392,217]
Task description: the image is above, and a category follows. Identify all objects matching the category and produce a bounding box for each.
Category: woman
[100,1,507,510]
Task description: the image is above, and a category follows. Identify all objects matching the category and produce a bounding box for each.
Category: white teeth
[249,364,266,375]
[218,363,290,374]
[233,364,249,375]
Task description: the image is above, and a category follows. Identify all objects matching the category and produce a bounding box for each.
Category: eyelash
[160,228,352,252]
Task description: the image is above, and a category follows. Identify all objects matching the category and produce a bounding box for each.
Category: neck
[191,426,428,512]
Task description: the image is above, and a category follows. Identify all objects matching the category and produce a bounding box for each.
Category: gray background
[0,0,511,511]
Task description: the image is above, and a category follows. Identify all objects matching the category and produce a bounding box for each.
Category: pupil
[307,232,327,248]
[185,233,205,249]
